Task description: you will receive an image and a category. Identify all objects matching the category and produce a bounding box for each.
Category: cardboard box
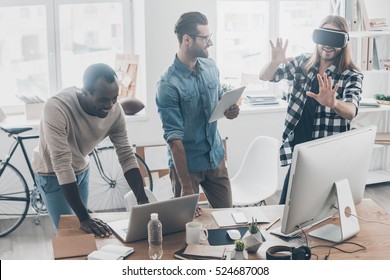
[25,103,44,120]
[52,233,97,260]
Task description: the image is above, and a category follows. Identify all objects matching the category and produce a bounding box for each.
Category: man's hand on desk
[80,218,112,238]
[195,206,202,217]
[180,188,202,217]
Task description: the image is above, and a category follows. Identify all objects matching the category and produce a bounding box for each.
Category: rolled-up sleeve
[342,71,363,110]
[156,81,184,143]
[271,54,310,83]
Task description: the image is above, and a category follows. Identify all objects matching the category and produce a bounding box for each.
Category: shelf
[358,105,390,113]
[362,69,390,74]
[350,30,390,38]
[373,143,386,150]
[366,169,390,185]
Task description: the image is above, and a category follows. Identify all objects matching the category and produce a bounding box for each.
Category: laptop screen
[109,194,199,242]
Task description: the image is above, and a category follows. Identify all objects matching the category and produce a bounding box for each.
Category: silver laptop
[108,194,199,243]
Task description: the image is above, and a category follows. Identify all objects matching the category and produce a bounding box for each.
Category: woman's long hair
[304,15,360,74]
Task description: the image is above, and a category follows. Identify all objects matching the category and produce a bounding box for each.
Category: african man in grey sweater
[32,63,148,237]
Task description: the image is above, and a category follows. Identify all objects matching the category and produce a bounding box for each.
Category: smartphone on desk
[231,212,248,224]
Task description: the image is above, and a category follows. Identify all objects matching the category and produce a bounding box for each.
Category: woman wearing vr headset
[259,15,362,204]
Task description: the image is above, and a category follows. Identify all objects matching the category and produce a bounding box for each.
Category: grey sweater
[32,87,138,185]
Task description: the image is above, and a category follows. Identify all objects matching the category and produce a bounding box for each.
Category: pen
[265,217,280,231]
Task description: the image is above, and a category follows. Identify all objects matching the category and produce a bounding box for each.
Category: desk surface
[56,199,390,260]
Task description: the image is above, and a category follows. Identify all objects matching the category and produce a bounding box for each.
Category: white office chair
[124,188,157,211]
[230,136,279,207]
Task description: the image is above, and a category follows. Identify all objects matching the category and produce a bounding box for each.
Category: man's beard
[191,45,209,59]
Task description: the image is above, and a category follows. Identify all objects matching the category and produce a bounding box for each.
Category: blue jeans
[34,169,89,229]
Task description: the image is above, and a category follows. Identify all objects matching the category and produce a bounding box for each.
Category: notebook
[208,86,246,123]
[108,194,199,243]
[174,244,227,260]
[87,245,134,260]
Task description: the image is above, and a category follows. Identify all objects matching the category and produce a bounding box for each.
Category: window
[279,1,332,57]
[0,0,132,112]
[217,1,269,88]
[0,3,49,108]
[217,0,330,96]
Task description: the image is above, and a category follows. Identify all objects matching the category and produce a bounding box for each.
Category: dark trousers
[169,159,232,208]
[279,166,291,205]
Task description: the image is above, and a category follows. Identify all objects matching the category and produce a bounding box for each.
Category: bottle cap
[151,213,158,220]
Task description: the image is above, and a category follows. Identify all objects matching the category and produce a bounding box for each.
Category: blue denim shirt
[156,56,225,172]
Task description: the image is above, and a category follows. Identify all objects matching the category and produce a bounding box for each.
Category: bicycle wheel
[0,162,30,237]
[88,147,153,212]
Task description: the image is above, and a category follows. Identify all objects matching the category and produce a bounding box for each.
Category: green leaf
[374,94,390,101]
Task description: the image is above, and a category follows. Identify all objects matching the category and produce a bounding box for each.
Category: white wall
[365,0,390,19]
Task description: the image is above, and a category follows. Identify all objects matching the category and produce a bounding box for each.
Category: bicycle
[88,142,153,212]
[0,125,153,237]
[0,126,45,237]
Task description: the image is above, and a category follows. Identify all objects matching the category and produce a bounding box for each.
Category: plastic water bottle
[148,213,163,259]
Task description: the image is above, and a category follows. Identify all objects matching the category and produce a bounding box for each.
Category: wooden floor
[1,182,390,260]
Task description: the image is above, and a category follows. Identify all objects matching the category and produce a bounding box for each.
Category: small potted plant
[374,94,390,105]
[242,218,265,253]
[231,239,248,260]
[221,83,234,93]
[221,83,243,106]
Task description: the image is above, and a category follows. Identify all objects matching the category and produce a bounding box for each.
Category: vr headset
[312,28,349,48]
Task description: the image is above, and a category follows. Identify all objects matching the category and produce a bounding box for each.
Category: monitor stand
[309,178,359,242]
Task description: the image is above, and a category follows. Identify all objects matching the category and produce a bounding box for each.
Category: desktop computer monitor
[280,125,377,242]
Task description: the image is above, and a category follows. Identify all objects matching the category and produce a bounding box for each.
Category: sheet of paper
[211,208,270,227]
[144,146,169,171]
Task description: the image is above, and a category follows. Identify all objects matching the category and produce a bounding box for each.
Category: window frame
[216,0,331,97]
[0,0,133,114]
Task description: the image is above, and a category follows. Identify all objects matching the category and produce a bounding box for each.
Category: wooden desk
[56,199,390,260]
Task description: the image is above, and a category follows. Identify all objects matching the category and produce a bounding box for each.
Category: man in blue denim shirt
[156,12,240,215]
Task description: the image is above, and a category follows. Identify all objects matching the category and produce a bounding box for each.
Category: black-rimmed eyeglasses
[192,33,212,44]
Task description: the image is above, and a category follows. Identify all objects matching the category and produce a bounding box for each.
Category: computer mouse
[227,229,241,240]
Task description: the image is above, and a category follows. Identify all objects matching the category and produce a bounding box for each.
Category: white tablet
[209,86,245,123]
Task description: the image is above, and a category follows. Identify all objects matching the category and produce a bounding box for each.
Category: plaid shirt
[272,54,363,166]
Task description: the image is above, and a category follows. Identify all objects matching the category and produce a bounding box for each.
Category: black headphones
[266,245,311,260]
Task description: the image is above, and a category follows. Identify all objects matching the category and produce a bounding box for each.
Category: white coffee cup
[186,222,208,244]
